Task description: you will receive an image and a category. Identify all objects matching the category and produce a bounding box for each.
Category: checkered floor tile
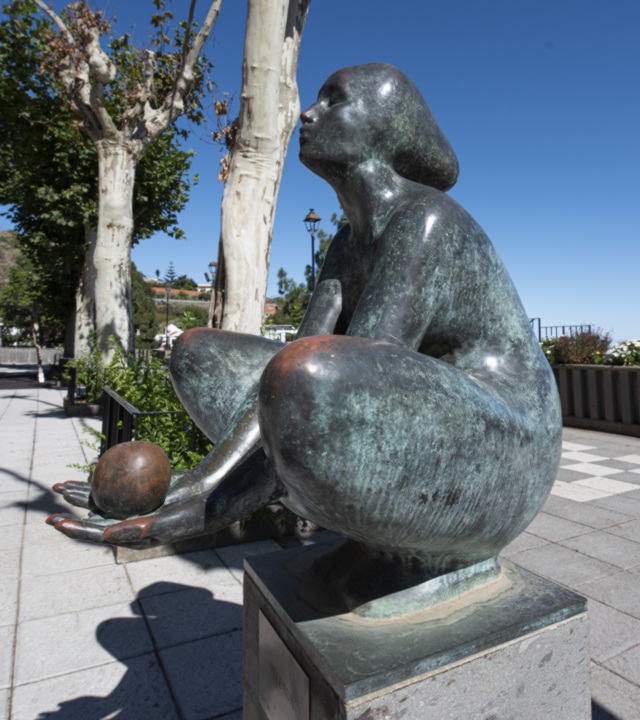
[550,441,640,502]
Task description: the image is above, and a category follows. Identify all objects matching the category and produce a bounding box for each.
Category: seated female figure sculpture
[49,63,561,596]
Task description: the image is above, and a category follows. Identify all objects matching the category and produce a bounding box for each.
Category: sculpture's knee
[259,336,347,415]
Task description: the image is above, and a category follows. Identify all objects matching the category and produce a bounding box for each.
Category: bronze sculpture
[48,64,561,602]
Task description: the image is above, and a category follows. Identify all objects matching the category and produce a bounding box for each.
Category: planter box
[63,398,103,417]
[552,364,640,438]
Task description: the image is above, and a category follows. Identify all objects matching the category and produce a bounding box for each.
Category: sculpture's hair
[352,63,459,191]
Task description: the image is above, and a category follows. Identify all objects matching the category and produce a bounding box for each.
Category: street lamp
[204,261,217,287]
[303,209,321,291]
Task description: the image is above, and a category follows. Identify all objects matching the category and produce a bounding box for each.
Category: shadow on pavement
[32,582,242,719]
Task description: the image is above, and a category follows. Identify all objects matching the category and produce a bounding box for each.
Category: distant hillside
[0,231,20,287]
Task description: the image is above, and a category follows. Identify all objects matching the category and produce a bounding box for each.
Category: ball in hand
[91,441,171,519]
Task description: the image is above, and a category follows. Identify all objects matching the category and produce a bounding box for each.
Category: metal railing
[539,324,592,341]
[100,385,198,455]
[529,319,592,342]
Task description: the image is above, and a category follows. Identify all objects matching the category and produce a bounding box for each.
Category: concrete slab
[607,518,640,543]
[578,570,640,620]
[559,529,640,570]
[512,542,618,587]
[591,663,640,720]
[0,576,18,627]
[10,654,179,720]
[542,493,635,529]
[160,630,243,720]
[588,599,640,662]
[14,601,153,685]
[0,625,14,690]
[124,549,230,596]
[19,563,135,621]
[525,511,594,541]
[139,585,243,650]
[603,643,640,686]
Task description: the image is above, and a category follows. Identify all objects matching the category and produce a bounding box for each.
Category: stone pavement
[1,377,639,719]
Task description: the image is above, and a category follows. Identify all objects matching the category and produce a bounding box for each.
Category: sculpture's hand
[52,469,188,510]
[46,492,206,548]
[52,480,95,509]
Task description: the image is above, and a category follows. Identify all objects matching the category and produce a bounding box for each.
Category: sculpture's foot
[303,540,504,619]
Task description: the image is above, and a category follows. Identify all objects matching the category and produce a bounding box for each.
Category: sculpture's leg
[259,335,560,569]
[170,328,283,443]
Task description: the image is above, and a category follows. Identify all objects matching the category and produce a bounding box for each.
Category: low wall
[552,364,640,438]
[0,347,64,365]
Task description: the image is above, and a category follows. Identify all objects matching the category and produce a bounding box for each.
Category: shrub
[541,329,611,365]
[607,339,640,367]
[70,337,212,469]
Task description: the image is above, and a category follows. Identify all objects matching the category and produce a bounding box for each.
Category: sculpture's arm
[346,209,444,349]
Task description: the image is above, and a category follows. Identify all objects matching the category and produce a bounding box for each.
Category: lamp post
[303,209,321,291]
[204,261,217,290]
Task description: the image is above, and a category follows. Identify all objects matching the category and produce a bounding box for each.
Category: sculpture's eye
[321,84,346,108]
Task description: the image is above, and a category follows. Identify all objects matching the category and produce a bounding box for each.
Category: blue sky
[4,1,639,340]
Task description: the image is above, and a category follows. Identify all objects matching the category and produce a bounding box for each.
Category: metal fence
[529,319,592,342]
[100,385,198,455]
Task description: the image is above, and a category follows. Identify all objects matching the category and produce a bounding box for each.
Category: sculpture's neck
[332,160,412,239]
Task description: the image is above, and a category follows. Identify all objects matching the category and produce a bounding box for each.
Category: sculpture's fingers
[52,480,90,494]
[61,490,96,509]
[104,499,205,548]
[46,515,111,544]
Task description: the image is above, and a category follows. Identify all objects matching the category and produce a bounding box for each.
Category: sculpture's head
[299,63,458,191]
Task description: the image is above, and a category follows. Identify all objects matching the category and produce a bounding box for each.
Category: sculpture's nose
[300,106,315,124]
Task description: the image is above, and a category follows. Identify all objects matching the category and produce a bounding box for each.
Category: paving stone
[603,643,640,686]
[512,543,617,587]
[0,524,24,552]
[14,601,153,685]
[0,547,20,579]
[0,492,28,527]
[161,630,243,720]
[0,625,14,690]
[0,472,30,496]
[578,571,640,620]
[587,599,640,662]
[524,511,593,541]
[140,584,243,649]
[0,576,18,627]
[560,530,640,570]
[591,493,640,517]
[19,563,135,621]
[21,528,114,576]
[10,654,179,720]
[499,531,548,558]
[215,539,294,584]
[542,494,635,529]
[606,518,640,543]
[591,663,640,720]
[125,549,231,597]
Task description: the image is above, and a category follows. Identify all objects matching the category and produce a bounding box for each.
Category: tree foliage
[0,0,202,354]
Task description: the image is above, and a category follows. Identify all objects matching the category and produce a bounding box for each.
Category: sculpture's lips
[299,126,312,144]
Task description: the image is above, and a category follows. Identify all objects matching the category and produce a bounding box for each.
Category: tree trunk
[211,0,310,333]
[74,226,97,357]
[92,141,137,360]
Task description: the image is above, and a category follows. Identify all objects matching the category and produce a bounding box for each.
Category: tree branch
[147,0,223,138]
[33,0,74,43]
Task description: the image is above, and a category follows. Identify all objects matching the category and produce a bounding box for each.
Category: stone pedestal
[243,540,590,720]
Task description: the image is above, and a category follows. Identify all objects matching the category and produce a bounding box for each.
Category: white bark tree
[211,0,311,333]
[34,0,223,358]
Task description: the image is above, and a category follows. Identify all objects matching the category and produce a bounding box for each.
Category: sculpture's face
[299,66,395,180]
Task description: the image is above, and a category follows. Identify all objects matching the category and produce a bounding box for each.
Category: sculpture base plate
[243,538,590,720]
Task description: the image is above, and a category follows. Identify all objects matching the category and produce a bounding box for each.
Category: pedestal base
[243,539,590,720]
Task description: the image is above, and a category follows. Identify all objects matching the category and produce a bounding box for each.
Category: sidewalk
[1,379,640,719]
